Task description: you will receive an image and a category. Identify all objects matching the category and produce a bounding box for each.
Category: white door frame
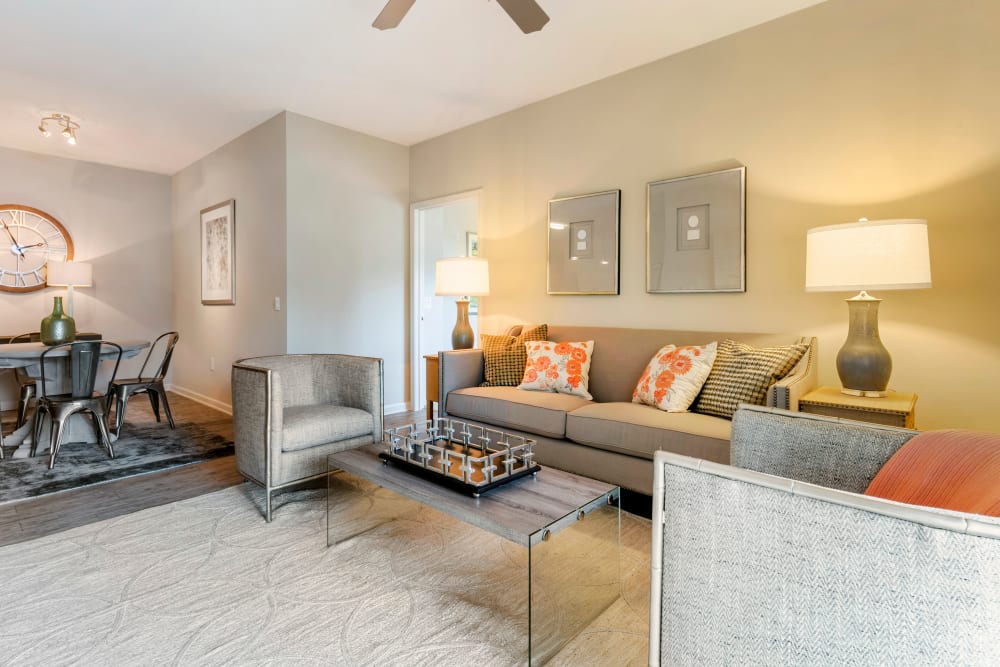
[409,188,483,414]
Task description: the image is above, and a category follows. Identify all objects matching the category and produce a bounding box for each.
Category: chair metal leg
[16,384,34,429]
[30,405,46,458]
[265,488,273,523]
[93,409,115,459]
[112,390,127,439]
[48,415,68,469]
[158,386,175,429]
[148,390,161,423]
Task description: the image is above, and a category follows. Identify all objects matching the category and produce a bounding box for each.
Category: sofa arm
[767,336,818,410]
[650,451,1000,667]
[320,355,384,440]
[231,362,285,485]
[439,349,485,417]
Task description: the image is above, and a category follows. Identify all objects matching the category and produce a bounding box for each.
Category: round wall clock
[0,204,74,293]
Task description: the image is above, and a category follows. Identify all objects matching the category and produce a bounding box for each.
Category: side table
[798,385,917,428]
[424,353,439,421]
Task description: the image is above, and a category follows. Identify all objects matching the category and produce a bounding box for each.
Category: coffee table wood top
[329,444,618,547]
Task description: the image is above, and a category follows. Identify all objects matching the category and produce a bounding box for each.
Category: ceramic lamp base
[836,292,892,397]
[451,299,474,350]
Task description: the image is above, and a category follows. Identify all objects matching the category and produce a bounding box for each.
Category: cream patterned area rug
[0,476,649,665]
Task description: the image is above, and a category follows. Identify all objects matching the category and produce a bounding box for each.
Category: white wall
[410,0,1000,431]
[170,113,288,410]
[0,146,172,409]
[285,112,410,411]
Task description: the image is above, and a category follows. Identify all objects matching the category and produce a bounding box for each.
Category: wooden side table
[424,354,439,421]
[798,386,917,428]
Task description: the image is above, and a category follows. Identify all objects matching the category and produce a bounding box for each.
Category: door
[410,190,481,412]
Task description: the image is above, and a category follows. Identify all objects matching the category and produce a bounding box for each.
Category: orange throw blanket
[865,430,1000,517]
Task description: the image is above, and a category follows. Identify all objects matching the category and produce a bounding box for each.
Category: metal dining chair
[6,332,40,428]
[31,340,123,469]
[107,332,179,438]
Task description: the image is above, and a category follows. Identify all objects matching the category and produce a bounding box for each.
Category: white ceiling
[0,0,825,175]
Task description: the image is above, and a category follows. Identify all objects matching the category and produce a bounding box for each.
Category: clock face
[0,204,74,292]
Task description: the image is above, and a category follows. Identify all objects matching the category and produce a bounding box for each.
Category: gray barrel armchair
[231,354,384,521]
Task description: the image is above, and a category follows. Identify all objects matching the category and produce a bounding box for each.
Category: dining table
[0,338,150,458]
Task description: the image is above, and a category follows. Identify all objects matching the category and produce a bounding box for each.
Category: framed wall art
[646,166,745,293]
[547,189,621,295]
[200,199,236,305]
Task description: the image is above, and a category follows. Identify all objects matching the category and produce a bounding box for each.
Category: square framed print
[547,189,621,295]
[200,199,236,305]
[646,166,745,293]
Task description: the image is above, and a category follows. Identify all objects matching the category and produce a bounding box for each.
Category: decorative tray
[381,418,540,496]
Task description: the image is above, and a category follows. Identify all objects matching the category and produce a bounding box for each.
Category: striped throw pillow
[692,339,808,419]
[481,324,549,386]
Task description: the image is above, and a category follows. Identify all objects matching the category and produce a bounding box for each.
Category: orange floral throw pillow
[518,340,595,400]
[632,342,718,412]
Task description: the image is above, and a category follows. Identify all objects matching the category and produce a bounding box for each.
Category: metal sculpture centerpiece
[382,418,540,496]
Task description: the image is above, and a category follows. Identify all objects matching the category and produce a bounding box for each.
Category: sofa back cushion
[547,326,803,404]
[865,430,1000,516]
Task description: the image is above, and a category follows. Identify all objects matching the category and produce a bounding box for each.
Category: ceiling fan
[373,0,549,34]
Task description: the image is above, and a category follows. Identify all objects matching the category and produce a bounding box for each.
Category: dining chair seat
[107,332,179,438]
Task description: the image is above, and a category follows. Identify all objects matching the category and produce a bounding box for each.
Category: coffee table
[328,444,621,665]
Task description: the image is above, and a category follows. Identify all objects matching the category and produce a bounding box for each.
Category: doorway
[410,190,482,412]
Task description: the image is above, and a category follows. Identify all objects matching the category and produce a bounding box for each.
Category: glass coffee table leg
[528,489,621,665]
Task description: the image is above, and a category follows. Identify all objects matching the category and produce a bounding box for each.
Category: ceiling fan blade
[373,0,416,30]
[496,0,549,34]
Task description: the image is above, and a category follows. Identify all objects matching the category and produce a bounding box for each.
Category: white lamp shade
[435,257,490,296]
[805,219,931,292]
[46,260,93,287]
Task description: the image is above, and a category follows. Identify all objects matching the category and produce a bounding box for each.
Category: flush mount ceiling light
[38,113,80,145]
[374,0,549,34]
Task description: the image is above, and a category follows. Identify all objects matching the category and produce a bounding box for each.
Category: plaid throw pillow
[481,324,548,386]
[692,339,808,419]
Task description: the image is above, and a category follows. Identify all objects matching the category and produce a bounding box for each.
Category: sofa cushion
[633,342,718,412]
[481,324,549,387]
[692,339,808,419]
[519,340,595,399]
[446,386,592,438]
[282,405,374,452]
[566,402,732,462]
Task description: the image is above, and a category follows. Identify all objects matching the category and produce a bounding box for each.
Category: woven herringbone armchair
[650,406,1000,665]
[232,354,383,521]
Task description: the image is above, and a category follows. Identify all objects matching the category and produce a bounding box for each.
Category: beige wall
[170,113,288,409]
[0,146,172,409]
[285,112,410,410]
[410,0,1000,431]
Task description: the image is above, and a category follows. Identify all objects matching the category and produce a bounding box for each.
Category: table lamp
[806,218,931,397]
[435,257,490,349]
[46,260,93,317]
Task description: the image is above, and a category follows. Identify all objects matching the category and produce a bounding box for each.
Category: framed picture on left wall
[201,199,236,305]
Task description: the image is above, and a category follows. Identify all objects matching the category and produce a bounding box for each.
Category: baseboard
[167,384,233,415]
[385,402,410,415]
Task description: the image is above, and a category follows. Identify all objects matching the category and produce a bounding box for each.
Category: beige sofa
[439,326,817,494]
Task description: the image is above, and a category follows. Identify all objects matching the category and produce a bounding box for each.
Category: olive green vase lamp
[806,218,931,397]
[435,257,490,349]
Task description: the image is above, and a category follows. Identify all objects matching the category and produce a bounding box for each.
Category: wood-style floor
[0,408,424,548]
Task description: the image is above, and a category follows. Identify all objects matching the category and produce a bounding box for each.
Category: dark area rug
[0,393,234,503]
